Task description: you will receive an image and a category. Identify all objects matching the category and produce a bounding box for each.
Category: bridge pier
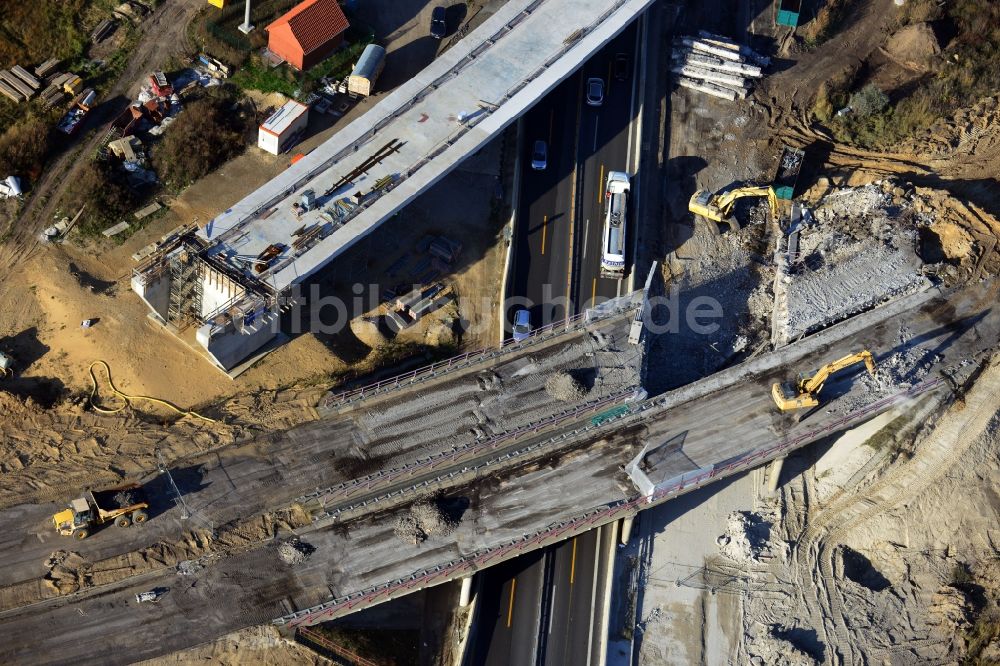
[459,575,473,607]
[619,515,634,545]
[766,456,786,495]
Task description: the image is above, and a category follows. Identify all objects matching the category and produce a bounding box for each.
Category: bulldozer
[52,483,150,540]
[772,351,877,412]
[688,185,780,229]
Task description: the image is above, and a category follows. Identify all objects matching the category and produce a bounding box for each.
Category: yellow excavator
[688,185,779,225]
[772,351,877,412]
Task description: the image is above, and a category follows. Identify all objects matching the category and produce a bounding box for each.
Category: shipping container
[258,100,310,155]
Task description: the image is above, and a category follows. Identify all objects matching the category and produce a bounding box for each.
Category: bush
[64,161,138,235]
[849,84,889,117]
[0,115,52,178]
[151,86,254,189]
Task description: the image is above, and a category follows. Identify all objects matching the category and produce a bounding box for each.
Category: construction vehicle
[52,483,150,540]
[771,350,877,412]
[688,185,779,228]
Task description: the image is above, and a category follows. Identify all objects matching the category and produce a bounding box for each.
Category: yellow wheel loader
[772,351,877,412]
[52,483,150,540]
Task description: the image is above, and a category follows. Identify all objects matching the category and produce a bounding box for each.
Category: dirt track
[0,0,203,272]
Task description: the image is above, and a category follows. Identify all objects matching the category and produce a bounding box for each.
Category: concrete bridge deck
[3,281,998,664]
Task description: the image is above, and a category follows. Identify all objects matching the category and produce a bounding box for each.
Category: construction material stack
[672,31,769,101]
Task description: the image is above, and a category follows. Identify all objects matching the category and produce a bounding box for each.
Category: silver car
[586,77,604,106]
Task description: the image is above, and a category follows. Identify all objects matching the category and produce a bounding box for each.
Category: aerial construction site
[0,0,999,664]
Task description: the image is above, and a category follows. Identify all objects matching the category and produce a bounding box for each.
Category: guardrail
[274,377,948,628]
[297,627,378,666]
[322,304,635,408]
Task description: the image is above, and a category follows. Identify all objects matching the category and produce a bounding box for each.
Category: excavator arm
[800,351,876,394]
[772,350,877,412]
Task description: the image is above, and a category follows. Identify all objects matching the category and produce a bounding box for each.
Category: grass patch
[824,0,1000,149]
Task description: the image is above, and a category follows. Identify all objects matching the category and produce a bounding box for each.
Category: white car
[531,140,547,170]
[586,77,604,106]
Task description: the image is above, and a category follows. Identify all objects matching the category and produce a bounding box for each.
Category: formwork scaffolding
[166,245,205,328]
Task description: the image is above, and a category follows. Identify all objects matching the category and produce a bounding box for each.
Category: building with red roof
[266,0,351,71]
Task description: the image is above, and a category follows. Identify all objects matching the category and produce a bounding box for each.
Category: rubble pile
[718,511,773,564]
[773,182,931,345]
[672,31,769,101]
[393,499,458,544]
[545,370,588,402]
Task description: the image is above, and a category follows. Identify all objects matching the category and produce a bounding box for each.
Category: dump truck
[52,483,150,539]
[688,184,778,226]
[773,145,804,201]
[772,350,877,411]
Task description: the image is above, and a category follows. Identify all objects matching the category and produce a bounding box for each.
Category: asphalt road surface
[468,550,546,666]
[541,528,600,665]
[510,23,641,330]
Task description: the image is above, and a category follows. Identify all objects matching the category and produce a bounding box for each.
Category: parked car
[531,140,547,170]
[430,6,447,39]
[512,309,532,342]
[614,53,629,81]
[586,77,604,106]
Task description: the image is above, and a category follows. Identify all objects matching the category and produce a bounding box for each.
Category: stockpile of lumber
[672,31,770,101]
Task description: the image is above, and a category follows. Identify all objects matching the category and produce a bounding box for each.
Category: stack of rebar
[672,31,769,101]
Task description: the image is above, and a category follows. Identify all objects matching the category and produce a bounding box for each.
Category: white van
[601,171,629,279]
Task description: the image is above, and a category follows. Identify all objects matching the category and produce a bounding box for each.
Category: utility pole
[238,0,255,34]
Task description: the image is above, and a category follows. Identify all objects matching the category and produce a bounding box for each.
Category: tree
[64,161,137,235]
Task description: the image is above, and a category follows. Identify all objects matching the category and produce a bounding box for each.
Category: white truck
[600,171,630,279]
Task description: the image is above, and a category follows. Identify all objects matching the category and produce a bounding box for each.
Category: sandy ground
[611,470,758,665]
[733,355,1000,665]
[0,0,512,412]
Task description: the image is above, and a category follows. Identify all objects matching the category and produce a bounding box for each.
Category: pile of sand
[883,22,941,71]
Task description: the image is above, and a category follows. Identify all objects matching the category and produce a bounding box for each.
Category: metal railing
[322,305,635,407]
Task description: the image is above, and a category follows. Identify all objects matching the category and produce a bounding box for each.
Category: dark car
[430,6,447,39]
[531,140,547,170]
[614,53,629,81]
[586,77,604,106]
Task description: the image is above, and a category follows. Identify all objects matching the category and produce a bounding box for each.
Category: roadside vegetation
[812,0,1000,150]
[152,85,255,189]
[192,1,374,98]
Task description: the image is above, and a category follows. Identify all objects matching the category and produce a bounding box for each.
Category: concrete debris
[773,182,931,346]
[277,539,313,565]
[719,511,773,564]
[672,35,767,101]
[394,499,458,544]
[545,370,589,402]
[746,625,818,666]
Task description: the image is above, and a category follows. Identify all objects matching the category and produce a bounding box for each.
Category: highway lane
[468,550,546,666]
[510,23,641,327]
[542,528,600,665]
[573,24,640,310]
[509,77,582,326]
